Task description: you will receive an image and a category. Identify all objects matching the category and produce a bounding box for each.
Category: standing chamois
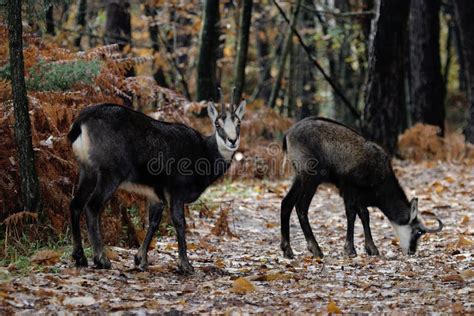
[281,117,443,258]
[68,98,246,274]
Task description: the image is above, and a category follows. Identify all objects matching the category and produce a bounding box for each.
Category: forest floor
[0,161,473,313]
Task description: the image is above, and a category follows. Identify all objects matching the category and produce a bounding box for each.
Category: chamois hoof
[280,241,294,259]
[93,255,111,269]
[344,242,357,258]
[72,251,88,267]
[365,244,380,256]
[282,247,294,259]
[308,244,324,259]
[178,261,195,275]
[134,253,148,271]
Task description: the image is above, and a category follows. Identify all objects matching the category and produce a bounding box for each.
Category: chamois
[280,117,443,258]
[68,99,246,274]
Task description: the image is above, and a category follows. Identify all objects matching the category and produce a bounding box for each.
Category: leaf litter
[0,160,473,313]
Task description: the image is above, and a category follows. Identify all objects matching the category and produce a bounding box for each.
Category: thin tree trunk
[452,19,467,93]
[144,4,168,88]
[453,0,474,143]
[269,0,302,109]
[7,0,41,212]
[362,0,410,155]
[196,0,220,107]
[74,0,87,48]
[254,3,272,100]
[104,0,131,49]
[233,0,253,102]
[286,39,296,117]
[409,0,445,134]
[46,5,55,35]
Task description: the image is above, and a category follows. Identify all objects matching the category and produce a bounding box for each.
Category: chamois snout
[393,198,444,255]
[208,100,246,154]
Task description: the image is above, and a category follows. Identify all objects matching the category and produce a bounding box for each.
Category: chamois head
[393,198,444,255]
[207,89,246,158]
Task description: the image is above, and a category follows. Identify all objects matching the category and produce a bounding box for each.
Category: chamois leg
[70,168,97,267]
[280,176,302,259]
[134,201,165,271]
[343,204,357,257]
[295,178,323,258]
[170,198,194,275]
[357,207,380,256]
[84,170,121,269]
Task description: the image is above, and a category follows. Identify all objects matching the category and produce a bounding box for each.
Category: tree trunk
[268,0,302,109]
[7,0,41,212]
[409,0,445,134]
[46,5,55,35]
[453,0,474,143]
[144,4,168,88]
[74,0,87,47]
[105,0,134,82]
[233,0,253,102]
[196,0,220,107]
[452,19,467,93]
[362,0,410,155]
[254,3,272,100]
[104,0,131,49]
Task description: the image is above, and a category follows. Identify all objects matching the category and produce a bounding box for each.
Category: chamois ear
[409,198,418,223]
[207,102,218,122]
[234,100,246,120]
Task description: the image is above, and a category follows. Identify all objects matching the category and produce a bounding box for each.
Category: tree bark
[254,3,272,100]
[233,0,253,102]
[74,0,87,47]
[409,0,445,134]
[46,5,55,35]
[362,0,410,155]
[104,0,131,49]
[196,0,220,107]
[453,0,474,143]
[268,0,302,109]
[7,0,41,212]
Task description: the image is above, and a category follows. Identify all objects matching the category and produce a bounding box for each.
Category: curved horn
[231,86,237,112]
[217,86,223,102]
[421,217,443,233]
[216,87,225,113]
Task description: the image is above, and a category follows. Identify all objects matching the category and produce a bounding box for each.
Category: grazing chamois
[280,117,443,258]
[68,99,246,274]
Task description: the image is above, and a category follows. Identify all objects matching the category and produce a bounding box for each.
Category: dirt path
[1,161,473,313]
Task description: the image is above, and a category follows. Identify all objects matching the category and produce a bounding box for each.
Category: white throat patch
[390,222,411,254]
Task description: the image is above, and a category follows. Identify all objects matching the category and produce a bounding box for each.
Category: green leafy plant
[26,59,101,91]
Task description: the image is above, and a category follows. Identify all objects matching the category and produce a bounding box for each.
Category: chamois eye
[416,230,423,236]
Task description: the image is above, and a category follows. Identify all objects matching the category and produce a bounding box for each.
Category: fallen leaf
[63,296,97,307]
[31,250,60,265]
[215,258,225,269]
[445,176,455,183]
[231,277,255,294]
[460,270,474,279]
[327,299,342,313]
[460,215,470,226]
[105,248,119,261]
[440,274,464,283]
[254,272,292,282]
[432,181,444,193]
[456,235,474,249]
